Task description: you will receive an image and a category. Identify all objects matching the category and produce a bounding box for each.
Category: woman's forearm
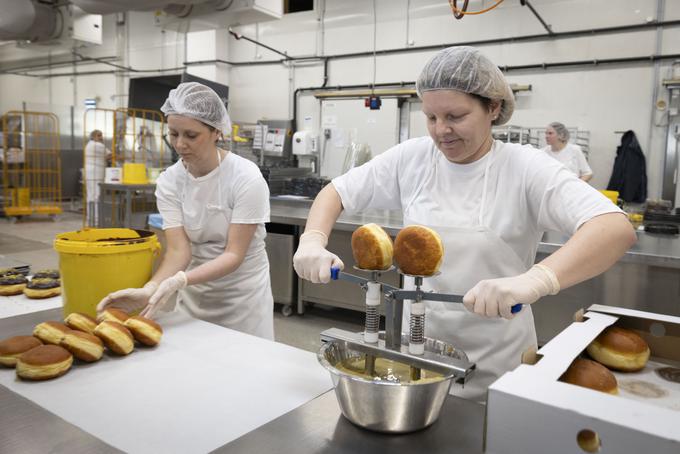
[580,174,593,182]
[540,212,636,289]
[150,243,192,285]
[304,183,344,236]
[184,251,243,285]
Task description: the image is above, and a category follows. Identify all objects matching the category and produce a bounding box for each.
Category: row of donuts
[559,325,651,394]
[0,268,61,299]
[0,308,163,381]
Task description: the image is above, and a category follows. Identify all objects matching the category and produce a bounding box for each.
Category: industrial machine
[317,263,521,432]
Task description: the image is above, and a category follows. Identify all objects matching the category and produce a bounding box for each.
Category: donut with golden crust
[586,326,650,372]
[61,330,104,362]
[394,225,444,276]
[560,358,618,394]
[97,308,130,324]
[64,312,98,334]
[0,335,43,367]
[351,224,393,270]
[33,321,70,345]
[16,344,73,380]
[94,321,135,355]
[124,316,163,346]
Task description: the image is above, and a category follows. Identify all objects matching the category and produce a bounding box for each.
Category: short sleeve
[230,174,270,224]
[526,156,622,235]
[332,144,404,214]
[574,145,593,176]
[155,169,183,230]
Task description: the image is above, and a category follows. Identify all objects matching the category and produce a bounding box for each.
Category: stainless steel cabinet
[265,223,297,316]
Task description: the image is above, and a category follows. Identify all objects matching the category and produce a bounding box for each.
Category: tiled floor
[0,209,363,353]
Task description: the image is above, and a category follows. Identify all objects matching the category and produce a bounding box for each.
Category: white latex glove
[462,264,560,320]
[293,230,344,284]
[96,281,159,315]
[141,271,188,319]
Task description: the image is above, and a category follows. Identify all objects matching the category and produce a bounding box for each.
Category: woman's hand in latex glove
[293,230,344,283]
[462,264,560,320]
[96,281,159,315]
[141,271,187,319]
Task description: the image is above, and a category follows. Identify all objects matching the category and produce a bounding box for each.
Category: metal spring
[409,313,425,344]
[365,306,379,333]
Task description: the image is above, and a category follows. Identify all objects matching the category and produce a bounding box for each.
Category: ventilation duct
[0,0,62,42]
[71,0,207,15]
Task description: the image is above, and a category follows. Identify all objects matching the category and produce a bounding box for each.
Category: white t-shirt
[332,137,621,269]
[541,143,593,178]
[155,152,270,256]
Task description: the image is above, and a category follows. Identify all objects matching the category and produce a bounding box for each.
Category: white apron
[178,151,274,339]
[402,143,537,402]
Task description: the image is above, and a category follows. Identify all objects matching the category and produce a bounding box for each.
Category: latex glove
[96,281,159,315]
[141,271,188,319]
[462,264,560,320]
[293,230,344,284]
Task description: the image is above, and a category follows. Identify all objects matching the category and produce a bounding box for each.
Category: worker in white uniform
[293,46,635,402]
[542,122,593,182]
[97,82,274,339]
[84,129,111,226]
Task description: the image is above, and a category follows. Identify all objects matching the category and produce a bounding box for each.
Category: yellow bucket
[122,163,148,184]
[54,228,160,318]
[599,190,619,205]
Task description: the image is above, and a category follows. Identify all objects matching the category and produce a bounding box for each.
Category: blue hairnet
[161,82,231,133]
[416,46,515,125]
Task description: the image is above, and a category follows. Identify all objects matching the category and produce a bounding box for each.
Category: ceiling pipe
[520,0,555,36]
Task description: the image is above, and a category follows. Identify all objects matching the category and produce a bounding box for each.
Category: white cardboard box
[485,304,680,454]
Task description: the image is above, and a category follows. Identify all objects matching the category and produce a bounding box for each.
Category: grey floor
[0,209,363,353]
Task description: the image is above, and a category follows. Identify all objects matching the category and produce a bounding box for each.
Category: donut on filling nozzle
[351,223,393,270]
[393,225,444,276]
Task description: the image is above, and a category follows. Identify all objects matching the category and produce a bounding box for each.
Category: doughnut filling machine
[318,266,476,433]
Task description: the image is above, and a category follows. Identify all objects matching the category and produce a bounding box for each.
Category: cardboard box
[485,305,680,454]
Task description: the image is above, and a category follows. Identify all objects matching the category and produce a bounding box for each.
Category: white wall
[1,0,680,195]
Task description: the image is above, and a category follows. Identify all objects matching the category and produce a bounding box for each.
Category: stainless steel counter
[216,390,484,454]
[269,198,680,268]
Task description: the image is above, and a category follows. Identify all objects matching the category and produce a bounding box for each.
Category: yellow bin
[123,163,149,184]
[54,228,160,318]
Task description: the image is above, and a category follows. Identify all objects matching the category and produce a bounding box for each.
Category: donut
[0,268,19,277]
[33,321,70,345]
[94,321,134,355]
[0,335,43,367]
[124,316,163,346]
[23,278,61,299]
[64,312,98,334]
[351,223,394,270]
[97,308,130,324]
[586,326,650,372]
[32,269,60,279]
[60,330,104,362]
[560,358,618,394]
[0,274,28,296]
[394,225,444,276]
[16,344,73,380]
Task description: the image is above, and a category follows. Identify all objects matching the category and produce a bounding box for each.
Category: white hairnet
[416,46,515,125]
[549,122,570,142]
[161,82,231,133]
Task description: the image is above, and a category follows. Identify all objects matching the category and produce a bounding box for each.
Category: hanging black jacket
[607,130,647,203]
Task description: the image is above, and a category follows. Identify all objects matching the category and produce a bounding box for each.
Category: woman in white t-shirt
[97,82,274,339]
[293,46,635,401]
[543,122,593,182]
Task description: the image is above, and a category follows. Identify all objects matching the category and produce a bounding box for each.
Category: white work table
[0,309,333,454]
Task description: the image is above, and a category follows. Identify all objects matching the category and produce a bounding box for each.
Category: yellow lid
[54,228,159,255]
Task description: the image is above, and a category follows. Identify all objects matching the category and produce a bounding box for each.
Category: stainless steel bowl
[318,334,469,433]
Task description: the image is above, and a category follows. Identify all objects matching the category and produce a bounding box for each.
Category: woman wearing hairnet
[98,82,274,339]
[542,122,593,181]
[293,47,635,401]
